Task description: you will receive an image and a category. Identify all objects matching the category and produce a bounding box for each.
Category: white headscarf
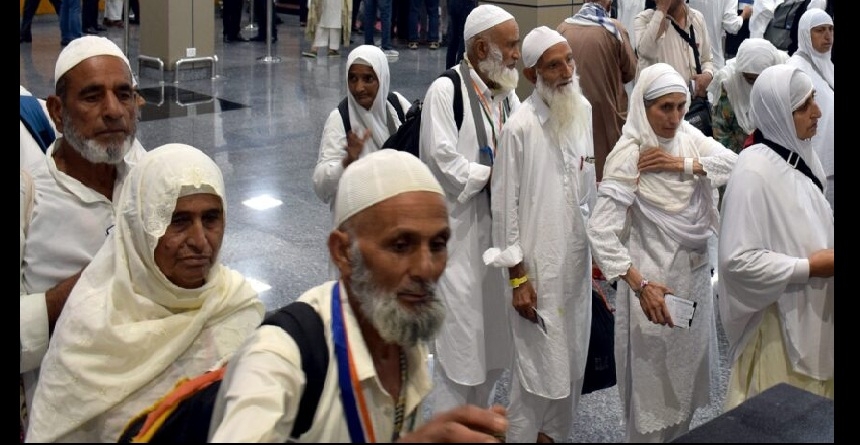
[521,26,568,68]
[602,63,716,248]
[710,38,789,134]
[796,8,834,89]
[26,144,264,442]
[346,45,396,150]
[750,64,826,186]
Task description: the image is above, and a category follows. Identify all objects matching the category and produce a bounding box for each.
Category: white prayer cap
[54,36,132,88]
[333,149,444,228]
[642,63,688,101]
[464,4,515,43]
[521,26,568,68]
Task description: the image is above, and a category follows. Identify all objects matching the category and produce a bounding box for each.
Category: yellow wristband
[510,275,529,289]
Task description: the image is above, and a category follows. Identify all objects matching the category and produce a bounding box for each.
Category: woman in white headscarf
[312,44,412,206]
[587,63,737,442]
[787,7,833,210]
[717,64,833,412]
[709,38,789,154]
[26,144,265,442]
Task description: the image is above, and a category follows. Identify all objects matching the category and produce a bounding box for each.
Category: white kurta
[587,125,736,435]
[688,0,745,68]
[19,140,145,429]
[210,281,432,442]
[717,144,833,381]
[635,7,717,85]
[485,92,597,399]
[419,63,519,386]
[749,0,783,39]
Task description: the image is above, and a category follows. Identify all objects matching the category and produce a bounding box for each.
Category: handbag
[670,20,714,136]
[581,278,617,395]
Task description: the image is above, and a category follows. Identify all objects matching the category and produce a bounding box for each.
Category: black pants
[222,0,244,38]
[254,0,277,38]
[20,0,61,40]
[81,0,98,30]
[445,0,475,68]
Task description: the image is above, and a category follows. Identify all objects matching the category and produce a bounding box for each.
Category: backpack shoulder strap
[20,95,56,153]
[261,301,329,439]
[337,97,351,134]
[439,69,464,130]
[387,92,405,124]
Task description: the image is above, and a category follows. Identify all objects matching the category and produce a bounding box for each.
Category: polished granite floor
[21,11,739,443]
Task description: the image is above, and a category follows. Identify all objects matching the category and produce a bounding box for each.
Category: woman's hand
[638,147,682,174]
[342,128,372,168]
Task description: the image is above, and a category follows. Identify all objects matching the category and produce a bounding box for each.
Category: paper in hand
[664,294,696,329]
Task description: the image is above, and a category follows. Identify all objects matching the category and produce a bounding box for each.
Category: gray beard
[61,108,135,164]
[348,242,445,347]
[477,44,519,93]
[536,74,590,149]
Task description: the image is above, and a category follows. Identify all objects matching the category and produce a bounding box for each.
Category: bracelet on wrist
[634,278,649,298]
[510,275,529,289]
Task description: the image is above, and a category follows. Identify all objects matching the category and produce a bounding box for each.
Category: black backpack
[338,69,464,158]
[117,301,328,443]
[764,0,810,51]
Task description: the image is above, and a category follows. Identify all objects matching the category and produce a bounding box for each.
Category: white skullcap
[54,36,132,88]
[521,26,568,68]
[464,4,515,43]
[643,64,688,100]
[333,149,444,228]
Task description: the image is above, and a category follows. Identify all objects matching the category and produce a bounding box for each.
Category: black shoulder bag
[671,20,713,137]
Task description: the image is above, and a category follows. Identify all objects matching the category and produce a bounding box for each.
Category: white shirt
[635,7,717,85]
[687,0,745,68]
[209,281,433,442]
[418,63,519,386]
[749,0,783,39]
[484,92,597,398]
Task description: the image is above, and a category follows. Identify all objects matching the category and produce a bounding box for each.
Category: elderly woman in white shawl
[586,63,737,442]
[312,44,412,206]
[25,144,265,442]
[717,64,833,412]
[787,7,834,210]
[708,38,789,154]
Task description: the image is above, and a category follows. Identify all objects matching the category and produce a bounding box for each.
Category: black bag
[117,301,328,443]
[381,69,464,157]
[581,282,617,395]
[685,96,713,137]
[764,0,809,51]
[670,20,714,137]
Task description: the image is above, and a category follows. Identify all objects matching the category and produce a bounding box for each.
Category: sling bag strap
[337,92,404,134]
[261,301,329,439]
[670,19,702,75]
[20,95,56,153]
[459,59,491,165]
[754,129,824,192]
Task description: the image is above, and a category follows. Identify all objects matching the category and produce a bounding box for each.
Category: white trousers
[506,365,583,443]
[312,27,342,50]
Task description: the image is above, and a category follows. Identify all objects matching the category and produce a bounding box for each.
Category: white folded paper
[664,294,696,329]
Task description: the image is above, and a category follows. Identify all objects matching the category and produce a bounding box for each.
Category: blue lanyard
[331,283,368,443]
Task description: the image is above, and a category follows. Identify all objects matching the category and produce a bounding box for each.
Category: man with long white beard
[483,26,597,443]
[209,149,509,442]
[19,35,145,440]
[418,3,520,420]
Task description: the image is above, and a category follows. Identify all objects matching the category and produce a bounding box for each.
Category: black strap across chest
[755,130,824,192]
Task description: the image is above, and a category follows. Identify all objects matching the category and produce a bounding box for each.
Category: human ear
[328,229,352,278]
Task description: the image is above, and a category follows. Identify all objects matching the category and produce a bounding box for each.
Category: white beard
[61,108,135,165]
[348,242,445,347]
[536,74,590,150]
[477,43,519,93]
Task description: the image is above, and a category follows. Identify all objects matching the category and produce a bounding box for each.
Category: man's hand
[342,128,372,168]
[397,404,508,443]
[692,72,713,98]
[740,5,753,20]
[638,147,682,174]
[512,281,538,323]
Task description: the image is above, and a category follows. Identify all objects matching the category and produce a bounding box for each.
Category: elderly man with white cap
[19,35,145,440]
[483,26,597,444]
[418,3,520,420]
[209,149,509,442]
[587,62,737,442]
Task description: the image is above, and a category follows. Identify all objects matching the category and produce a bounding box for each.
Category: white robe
[587,124,736,435]
[419,63,519,386]
[687,0,745,69]
[484,92,597,399]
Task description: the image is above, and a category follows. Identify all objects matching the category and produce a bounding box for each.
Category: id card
[664,294,696,329]
[534,309,548,335]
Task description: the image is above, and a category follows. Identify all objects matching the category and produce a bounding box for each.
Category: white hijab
[26,144,264,442]
[710,38,789,134]
[602,63,716,249]
[346,45,396,149]
[796,8,833,90]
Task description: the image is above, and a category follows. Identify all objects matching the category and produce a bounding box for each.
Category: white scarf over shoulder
[796,8,833,90]
[26,144,264,442]
[602,63,716,249]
